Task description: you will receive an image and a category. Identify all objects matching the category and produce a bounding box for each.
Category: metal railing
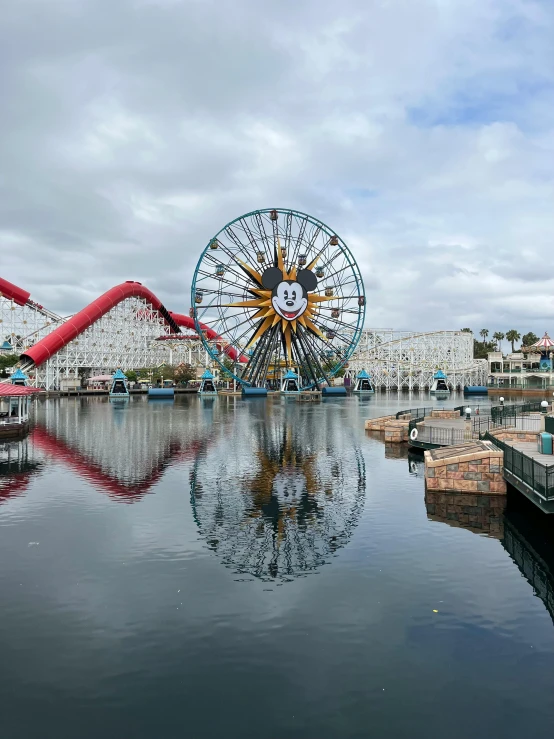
[411,425,472,446]
[472,413,542,438]
[395,406,438,420]
[484,432,554,500]
[490,401,543,423]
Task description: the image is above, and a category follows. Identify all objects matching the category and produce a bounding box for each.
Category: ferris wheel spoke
[202,253,258,289]
[253,212,274,264]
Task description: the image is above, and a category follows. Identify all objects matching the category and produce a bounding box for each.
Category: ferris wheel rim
[190,207,366,388]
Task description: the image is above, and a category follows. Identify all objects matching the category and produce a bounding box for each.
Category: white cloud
[0,0,553,335]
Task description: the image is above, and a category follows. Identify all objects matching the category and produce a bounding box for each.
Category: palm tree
[506,330,521,353]
[479,329,489,345]
[493,331,505,352]
[460,328,472,333]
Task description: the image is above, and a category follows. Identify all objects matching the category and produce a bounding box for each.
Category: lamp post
[465,407,471,421]
[499,396,504,406]
[541,400,549,414]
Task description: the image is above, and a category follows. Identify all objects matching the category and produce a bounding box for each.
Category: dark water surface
[1,393,554,738]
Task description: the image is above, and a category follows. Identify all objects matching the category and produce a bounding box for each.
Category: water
[1,393,554,739]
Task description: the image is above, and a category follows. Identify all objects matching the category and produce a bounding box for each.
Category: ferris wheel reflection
[190,403,366,581]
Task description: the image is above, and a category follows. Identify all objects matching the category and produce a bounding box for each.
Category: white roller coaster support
[345,329,487,390]
[1,295,209,389]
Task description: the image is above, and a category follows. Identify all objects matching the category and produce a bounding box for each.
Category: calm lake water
[1,393,554,738]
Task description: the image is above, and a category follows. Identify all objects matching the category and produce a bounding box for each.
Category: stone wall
[429,410,460,419]
[365,415,396,431]
[383,420,410,443]
[425,441,506,494]
[365,414,411,431]
[491,429,538,443]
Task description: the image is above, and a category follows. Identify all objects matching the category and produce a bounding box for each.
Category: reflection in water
[503,496,554,624]
[0,439,42,502]
[408,452,425,478]
[384,442,409,460]
[1,397,217,503]
[425,488,506,538]
[190,403,366,581]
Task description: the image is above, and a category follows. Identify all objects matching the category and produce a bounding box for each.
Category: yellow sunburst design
[222,252,335,362]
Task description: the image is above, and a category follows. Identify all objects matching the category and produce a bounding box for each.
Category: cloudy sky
[1,0,553,335]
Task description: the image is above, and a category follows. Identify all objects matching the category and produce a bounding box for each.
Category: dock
[297,391,322,402]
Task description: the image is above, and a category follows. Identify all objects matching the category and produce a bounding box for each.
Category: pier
[367,401,554,513]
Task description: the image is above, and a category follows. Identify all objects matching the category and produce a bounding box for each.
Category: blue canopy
[201,369,215,380]
[283,369,298,379]
[1,340,13,350]
[112,368,127,380]
[356,369,371,379]
[434,370,447,379]
[10,368,28,382]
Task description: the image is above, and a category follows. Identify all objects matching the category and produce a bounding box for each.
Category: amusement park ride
[191,208,365,396]
[0,207,487,392]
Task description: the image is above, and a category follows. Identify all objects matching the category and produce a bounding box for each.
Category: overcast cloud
[1,0,553,334]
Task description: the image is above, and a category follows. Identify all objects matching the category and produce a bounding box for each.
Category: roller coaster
[1,275,486,391]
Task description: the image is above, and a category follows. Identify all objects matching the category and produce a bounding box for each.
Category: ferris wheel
[191,208,365,390]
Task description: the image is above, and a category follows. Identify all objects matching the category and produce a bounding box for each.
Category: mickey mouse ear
[296,269,318,292]
[261,267,283,290]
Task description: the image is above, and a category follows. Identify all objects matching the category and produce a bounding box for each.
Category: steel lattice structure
[2,276,486,391]
[30,297,208,389]
[1,288,210,389]
[346,329,487,389]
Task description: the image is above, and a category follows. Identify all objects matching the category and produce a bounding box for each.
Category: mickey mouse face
[272,281,308,320]
[261,267,318,322]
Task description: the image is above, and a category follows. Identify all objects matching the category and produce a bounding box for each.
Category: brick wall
[425,447,506,494]
[492,430,538,443]
[429,410,460,419]
[383,420,410,443]
[364,415,396,431]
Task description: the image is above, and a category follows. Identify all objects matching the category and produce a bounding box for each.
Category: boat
[280,369,300,394]
[0,381,43,439]
[198,369,217,395]
[109,368,130,399]
[352,369,374,394]
[430,370,450,396]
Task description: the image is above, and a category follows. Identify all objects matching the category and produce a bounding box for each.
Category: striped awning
[0,382,43,397]
[533,333,554,349]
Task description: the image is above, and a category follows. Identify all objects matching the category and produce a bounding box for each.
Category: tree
[473,340,496,359]
[0,353,20,377]
[221,357,234,378]
[521,332,539,349]
[125,370,138,383]
[460,328,472,333]
[174,363,196,385]
[479,329,489,345]
[492,331,505,352]
[506,330,521,353]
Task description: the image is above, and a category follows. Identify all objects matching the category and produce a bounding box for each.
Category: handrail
[484,431,554,500]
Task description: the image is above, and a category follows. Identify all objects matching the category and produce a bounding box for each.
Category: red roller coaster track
[1,277,247,366]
